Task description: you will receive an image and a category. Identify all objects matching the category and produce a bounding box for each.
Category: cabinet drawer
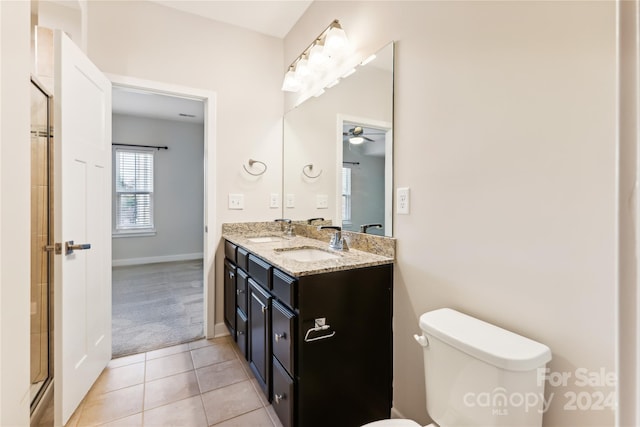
[236,309,247,359]
[273,269,297,309]
[224,240,237,264]
[237,269,248,315]
[248,254,272,290]
[272,357,294,427]
[272,300,295,376]
[237,247,249,271]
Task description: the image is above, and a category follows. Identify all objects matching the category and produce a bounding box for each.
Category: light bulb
[295,57,311,79]
[309,42,329,66]
[281,69,301,92]
[349,136,365,145]
[324,25,348,55]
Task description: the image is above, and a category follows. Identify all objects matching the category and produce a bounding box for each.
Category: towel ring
[302,163,322,179]
[243,159,267,176]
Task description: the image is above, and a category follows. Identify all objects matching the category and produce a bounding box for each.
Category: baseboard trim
[112,252,203,267]
[212,322,231,339]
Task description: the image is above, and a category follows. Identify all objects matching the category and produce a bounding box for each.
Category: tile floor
[41,336,284,427]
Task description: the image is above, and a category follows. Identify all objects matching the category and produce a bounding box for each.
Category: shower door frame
[30,76,54,414]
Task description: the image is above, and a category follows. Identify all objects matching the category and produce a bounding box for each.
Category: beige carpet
[112,260,204,357]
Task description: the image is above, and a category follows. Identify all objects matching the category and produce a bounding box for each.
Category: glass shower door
[30,78,52,408]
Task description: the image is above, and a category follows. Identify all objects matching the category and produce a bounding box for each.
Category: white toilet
[363,308,552,427]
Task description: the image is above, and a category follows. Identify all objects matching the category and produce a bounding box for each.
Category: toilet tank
[418,308,552,427]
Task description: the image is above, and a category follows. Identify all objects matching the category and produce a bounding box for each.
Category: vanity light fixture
[281,19,352,99]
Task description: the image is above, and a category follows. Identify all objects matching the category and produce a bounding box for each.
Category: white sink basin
[276,247,341,262]
[247,236,285,243]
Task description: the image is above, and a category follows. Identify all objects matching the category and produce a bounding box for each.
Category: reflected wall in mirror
[283,42,394,236]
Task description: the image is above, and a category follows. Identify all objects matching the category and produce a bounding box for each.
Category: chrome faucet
[275,218,295,237]
[360,223,383,234]
[318,226,349,251]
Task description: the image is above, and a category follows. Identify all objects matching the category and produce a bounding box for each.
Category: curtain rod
[112,143,168,150]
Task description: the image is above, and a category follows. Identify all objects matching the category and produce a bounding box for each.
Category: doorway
[111,86,208,357]
[338,116,393,236]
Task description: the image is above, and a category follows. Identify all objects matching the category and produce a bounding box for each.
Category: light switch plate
[228,193,244,210]
[270,193,280,208]
[316,194,328,209]
[397,187,410,214]
[286,194,295,208]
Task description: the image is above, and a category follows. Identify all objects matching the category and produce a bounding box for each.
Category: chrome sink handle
[275,218,295,237]
[318,226,349,251]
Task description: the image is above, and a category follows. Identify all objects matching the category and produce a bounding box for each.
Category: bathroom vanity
[223,229,394,427]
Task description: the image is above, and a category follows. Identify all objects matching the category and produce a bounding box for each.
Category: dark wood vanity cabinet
[224,240,393,427]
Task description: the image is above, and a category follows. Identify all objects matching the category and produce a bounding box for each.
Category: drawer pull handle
[274,332,287,342]
[274,393,286,404]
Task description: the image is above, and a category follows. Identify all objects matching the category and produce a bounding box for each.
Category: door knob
[65,240,91,255]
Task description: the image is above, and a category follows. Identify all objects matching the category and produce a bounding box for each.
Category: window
[342,167,352,223]
[114,148,155,235]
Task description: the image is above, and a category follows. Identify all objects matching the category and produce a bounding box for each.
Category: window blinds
[115,149,154,231]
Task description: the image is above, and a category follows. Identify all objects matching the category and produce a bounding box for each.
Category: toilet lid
[361,420,423,427]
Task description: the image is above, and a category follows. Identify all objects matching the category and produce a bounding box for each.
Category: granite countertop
[223,233,394,277]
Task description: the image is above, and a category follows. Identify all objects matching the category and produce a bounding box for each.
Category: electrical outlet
[228,193,244,210]
[286,194,295,208]
[316,194,328,209]
[397,187,410,214]
[270,193,280,208]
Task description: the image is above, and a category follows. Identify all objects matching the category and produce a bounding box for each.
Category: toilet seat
[361,420,434,427]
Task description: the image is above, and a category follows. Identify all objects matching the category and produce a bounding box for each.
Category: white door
[53,31,112,426]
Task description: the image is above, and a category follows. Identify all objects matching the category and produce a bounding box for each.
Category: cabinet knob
[274,393,286,404]
[274,332,287,342]
[236,289,244,295]
[261,305,268,314]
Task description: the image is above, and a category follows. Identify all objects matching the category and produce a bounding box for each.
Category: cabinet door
[223,260,236,336]
[272,357,294,427]
[248,278,271,398]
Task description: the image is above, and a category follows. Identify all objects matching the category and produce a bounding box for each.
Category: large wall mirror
[283,42,394,236]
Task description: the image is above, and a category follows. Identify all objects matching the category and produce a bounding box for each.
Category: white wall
[112,114,204,265]
[0,1,31,425]
[286,2,617,426]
